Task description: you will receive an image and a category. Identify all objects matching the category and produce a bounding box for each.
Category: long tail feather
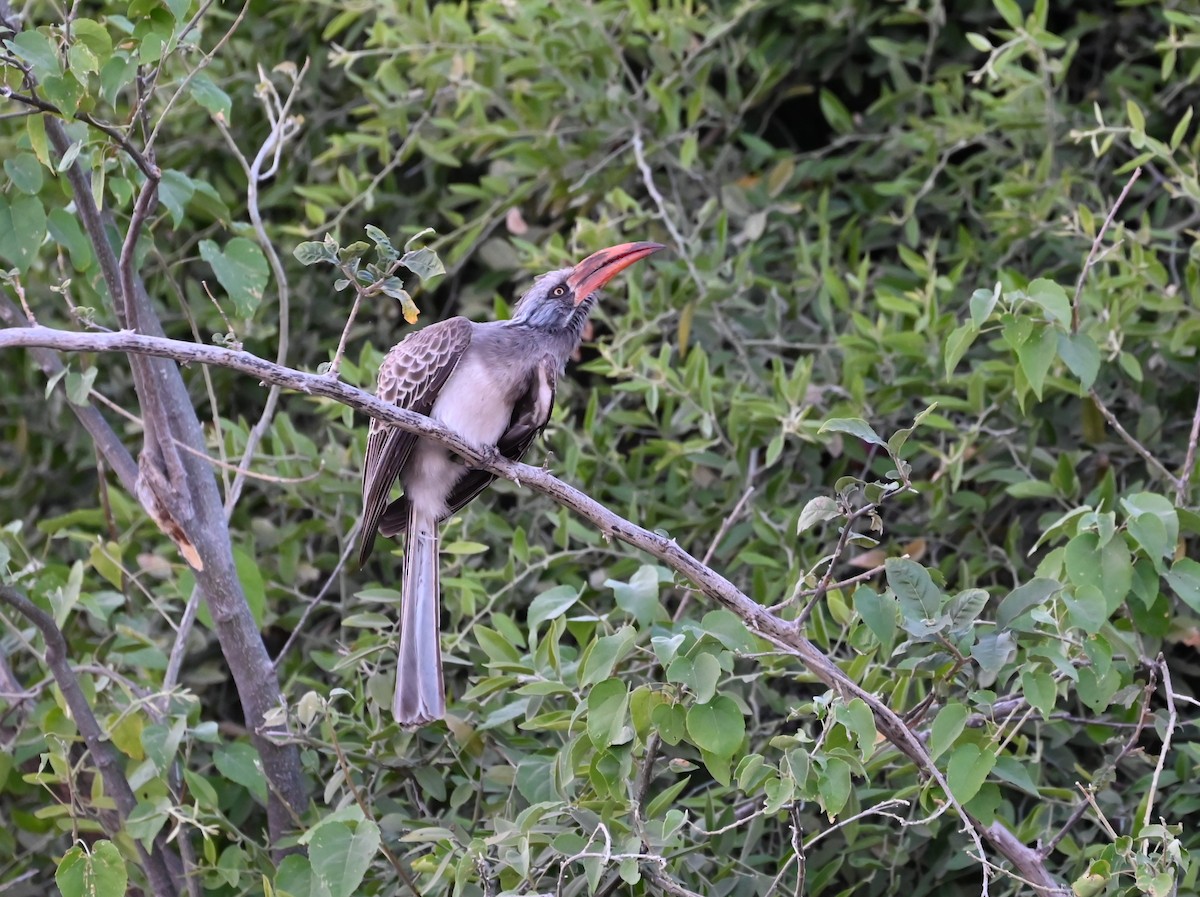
[393,507,444,726]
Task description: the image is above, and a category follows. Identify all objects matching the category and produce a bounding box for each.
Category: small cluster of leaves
[293,226,445,325]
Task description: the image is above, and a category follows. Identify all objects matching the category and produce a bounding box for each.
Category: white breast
[399,355,515,521]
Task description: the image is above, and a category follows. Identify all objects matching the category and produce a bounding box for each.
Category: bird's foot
[474,444,502,470]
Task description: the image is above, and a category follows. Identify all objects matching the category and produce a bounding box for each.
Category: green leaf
[1065,532,1132,614]
[309,820,381,897]
[199,237,269,318]
[126,796,171,849]
[275,855,313,897]
[816,756,852,818]
[630,685,664,738]
[607,564,665,625]
[699,748,732,787]
[6,31,60,80]
[996,578,1060,631]
[65,366,98,405]
[887,402,939,458]
[819,417,885,447]
[946,588,988,633]
[1021,668,1056,717]
[1166,558,1200,614]
[99,53,136,106]
[4,154,44,194]
[1078,665,1119,713]
[473,625,520,663]
[688,652,722,704]
[71,20,113,63]
[157,170,197,227]
[1001,314,1032,351]
[970,631,1015,675]
[1118,350,1143,382]
[27,113,51,169]
[970,283,1001,326]
[837,698,877,760]
[56,138,84,173]
[797,495,839,533]
[944,322,978,377]
[946,743,995,804]
[56,840,127,897]
[404,227,436,251]
[1171,106,1193,151]
[364,224,399,264]
[1120,492,1179,549]
[1025,278,1071,325]
[0,194,47,272]
[527,584,580,629]
[400,246,446,282]
[651,701,686,745]
[685,695,744,757]
[992,755,1040,797]
[1126,98,1145,132]
[887,558,944,624]
[700,609,757,652]
[929,703,968,761]
[188,73,232,120]
[1057,332,1100,388]
[853,586,896,648]
[47,207,92,271]
[1016,324,1057,400]
[213,742,268,803]
[819,88,853,133]
[993,0,1023,28]
[293,240,338,266]
[234,547,266,627]
[965,32,993,53]
[1127,512,1170,567]
[579,626,635,686]
[1063,584,1106,634]
[587,677,630,748]
[68,40,100,76]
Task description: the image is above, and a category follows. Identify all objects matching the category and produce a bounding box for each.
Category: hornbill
[359,241,664,726]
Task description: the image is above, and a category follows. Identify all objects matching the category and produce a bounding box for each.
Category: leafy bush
[1,0,1198,895]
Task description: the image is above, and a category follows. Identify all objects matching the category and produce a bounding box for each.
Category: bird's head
[511,241,665,331]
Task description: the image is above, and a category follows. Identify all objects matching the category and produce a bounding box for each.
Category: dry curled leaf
[505,207,528,235]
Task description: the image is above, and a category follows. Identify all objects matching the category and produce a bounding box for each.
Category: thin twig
[326,282,367,379]
[674,482,755,621]
[273,520,361,670]
[316,109,434,236]
[1142,655,1177,833]
[641,865,706,897]
[1176,387,1200,506]
[1087,389,1176,484]
[144,0,251,155]
[805,799,910,849]
[1072,167,1142,333]
[1041,669,1156,858]
[222,60,310,514]
[163,585,204,694]
[0,90,159,179]
[793,501,882,627]
[328,726,422,896]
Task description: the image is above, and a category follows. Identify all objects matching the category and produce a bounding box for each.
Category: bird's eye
[551,285,566,298]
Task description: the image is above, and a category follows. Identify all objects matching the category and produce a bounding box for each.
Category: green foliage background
[2,0,1200,895]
